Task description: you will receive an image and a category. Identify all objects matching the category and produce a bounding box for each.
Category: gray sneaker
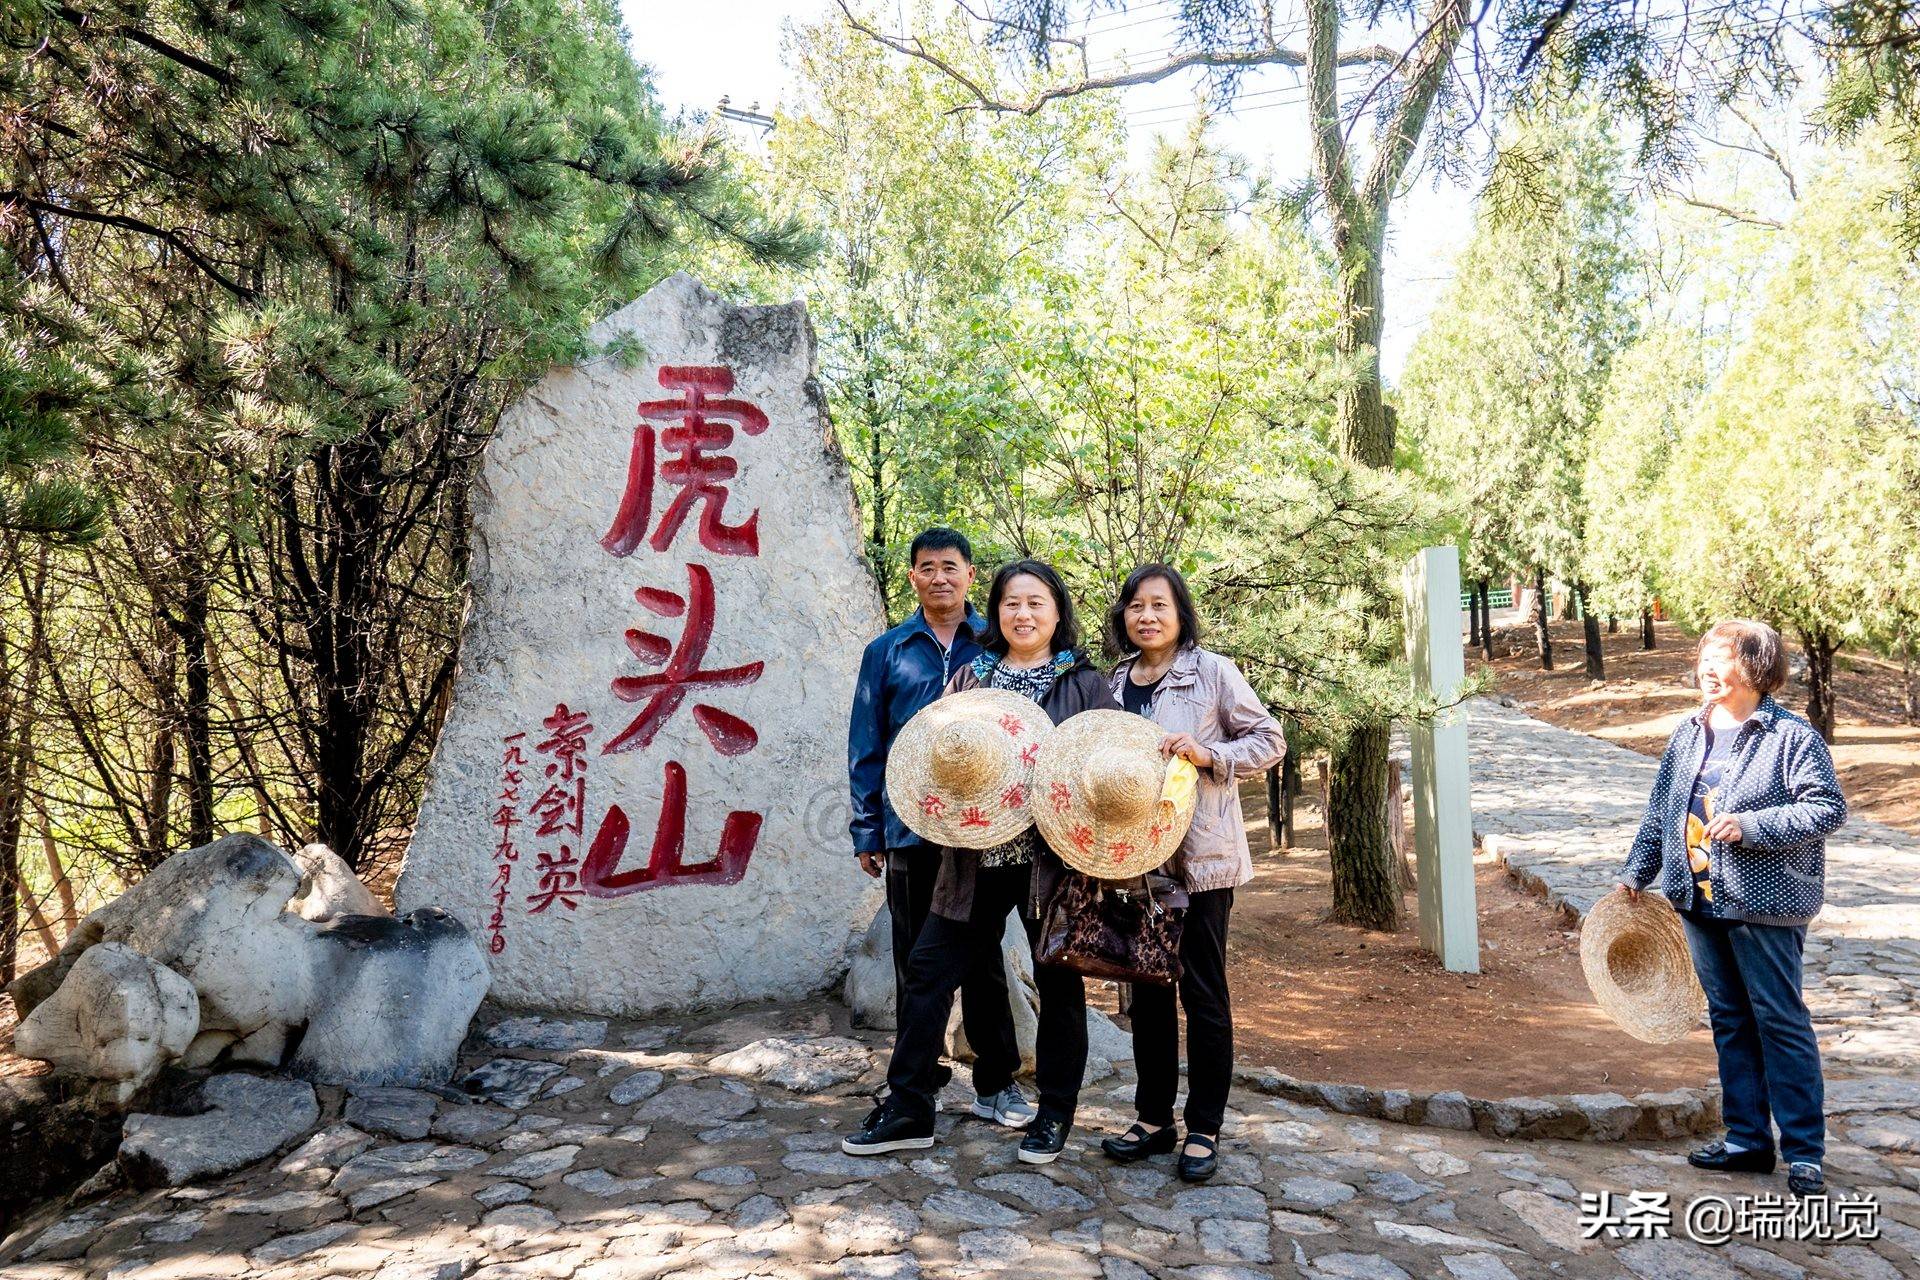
[971,1086,1037,1128]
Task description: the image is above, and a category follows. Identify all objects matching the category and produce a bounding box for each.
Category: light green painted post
[1402,545,1480,973]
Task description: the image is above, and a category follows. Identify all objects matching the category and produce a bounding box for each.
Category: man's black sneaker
[1018,1114,1070,1165]
[841,1107,935,1156]
[1687,1140,1777,1174]
[1787,1162,1825,1196]
[860,1087,939,1131]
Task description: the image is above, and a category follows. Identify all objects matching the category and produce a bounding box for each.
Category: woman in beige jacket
[1098,563,1284,1182]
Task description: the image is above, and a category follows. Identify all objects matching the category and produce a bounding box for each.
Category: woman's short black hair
[980,559,1081,657]
[1105,563,1202,658]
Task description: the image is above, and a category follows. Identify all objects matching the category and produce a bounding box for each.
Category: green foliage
[0,0,808,874]
[1580,323,1706,617]
[1655,133,1920,654]
[1399,107,1639,593]
[773,16,1437,746]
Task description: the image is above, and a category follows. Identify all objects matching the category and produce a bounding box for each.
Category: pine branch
[4,193,254,299]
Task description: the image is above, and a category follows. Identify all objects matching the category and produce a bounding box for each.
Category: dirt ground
[1483,618,1920,836]
[1195,778,1721,1098]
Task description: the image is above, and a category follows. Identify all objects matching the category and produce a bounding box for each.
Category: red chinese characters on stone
[581,761,762,895]
[487,733,527,953]
[526,706,593,915]
[603,564,762,757]
[601,366,770,558]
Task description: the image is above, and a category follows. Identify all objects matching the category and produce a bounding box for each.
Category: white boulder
[287,842,387,921]
[13,943,199,1103]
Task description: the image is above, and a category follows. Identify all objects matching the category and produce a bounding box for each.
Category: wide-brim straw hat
[1031,709,1199,880]
[886,688,1052,849]
[1580,888,1707,1043]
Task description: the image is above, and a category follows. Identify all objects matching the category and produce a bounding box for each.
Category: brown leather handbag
[1035,870,1188,986]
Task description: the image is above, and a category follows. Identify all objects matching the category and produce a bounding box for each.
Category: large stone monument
[397,274,888,1016]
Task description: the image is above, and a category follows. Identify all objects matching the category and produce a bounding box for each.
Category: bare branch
[1360,0,1472,211]
[836,0,1396,116]
[1676,194,1783,229]
[1725,102,1799,200]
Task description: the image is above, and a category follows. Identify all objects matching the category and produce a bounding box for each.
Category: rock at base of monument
[707,1036,874,1093]
[286,909,490,1089]
[287,843,387,922]
[0,1073,135,1230]
[119,1073,320,1188]
[843,907,897,1031]
[14,942,199,1105]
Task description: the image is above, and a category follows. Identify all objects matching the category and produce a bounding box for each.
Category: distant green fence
[1459,587,1514,610]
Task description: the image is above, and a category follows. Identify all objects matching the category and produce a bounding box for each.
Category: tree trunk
[1327,725,1401,929]
[1467,591,1481,648]
[1903,640,1919,727]
[1279,729,1300,850]
[1577,582,1605,681]
[0,550,49,985]
[178,573,216,848]
[1479,580,1495,662]
[1641,607,1656,650]
[1800,629,1839,743]
[1266,765,1283,853]
[1533,568,1554,670]
[1320,216,1402,930]
[1607,614,1617,634]
[1388,759,1413,889]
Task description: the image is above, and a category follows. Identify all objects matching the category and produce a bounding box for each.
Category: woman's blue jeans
[1681,912,1826,1166]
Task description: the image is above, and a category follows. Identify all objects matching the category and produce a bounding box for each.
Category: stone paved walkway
[1466,697,1920,1074]
[5,1002,1920,1280]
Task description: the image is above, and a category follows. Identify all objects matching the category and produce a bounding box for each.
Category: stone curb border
[1482,832,1608,923]
[1230,1064,1722,1143]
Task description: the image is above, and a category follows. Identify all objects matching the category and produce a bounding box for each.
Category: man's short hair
[909,527,973,567]
[1698,618,1790,696]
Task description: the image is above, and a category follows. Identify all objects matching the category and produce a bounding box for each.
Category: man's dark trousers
[885,844,1011,1093]
[1681,912,1825,1166]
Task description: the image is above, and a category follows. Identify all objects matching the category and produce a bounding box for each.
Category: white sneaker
[971,1086,1037,1128]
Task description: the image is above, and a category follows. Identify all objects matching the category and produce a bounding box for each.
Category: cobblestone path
[1466,697,1920,1074]
[5,1001,1919,1280]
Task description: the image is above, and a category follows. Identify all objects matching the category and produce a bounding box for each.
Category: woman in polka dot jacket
[1617,619,1846,1198]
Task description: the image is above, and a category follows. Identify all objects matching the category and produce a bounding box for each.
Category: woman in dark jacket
[1617,618,1846,1197]
[844,559,1120,1165]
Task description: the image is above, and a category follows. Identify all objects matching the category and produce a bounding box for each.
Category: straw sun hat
[886,688,1052,849]
[1580,887,1708,1044]
[1031,709,1199,880]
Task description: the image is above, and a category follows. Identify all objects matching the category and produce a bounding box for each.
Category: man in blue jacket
[848,527,1029,1127]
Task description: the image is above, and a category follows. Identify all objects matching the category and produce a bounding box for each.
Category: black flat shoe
[1687,1140,1776,1174]
[1177,1132,1219,1182]
[1787,1162,1825,1197]
[1102,1122,1177,1163]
